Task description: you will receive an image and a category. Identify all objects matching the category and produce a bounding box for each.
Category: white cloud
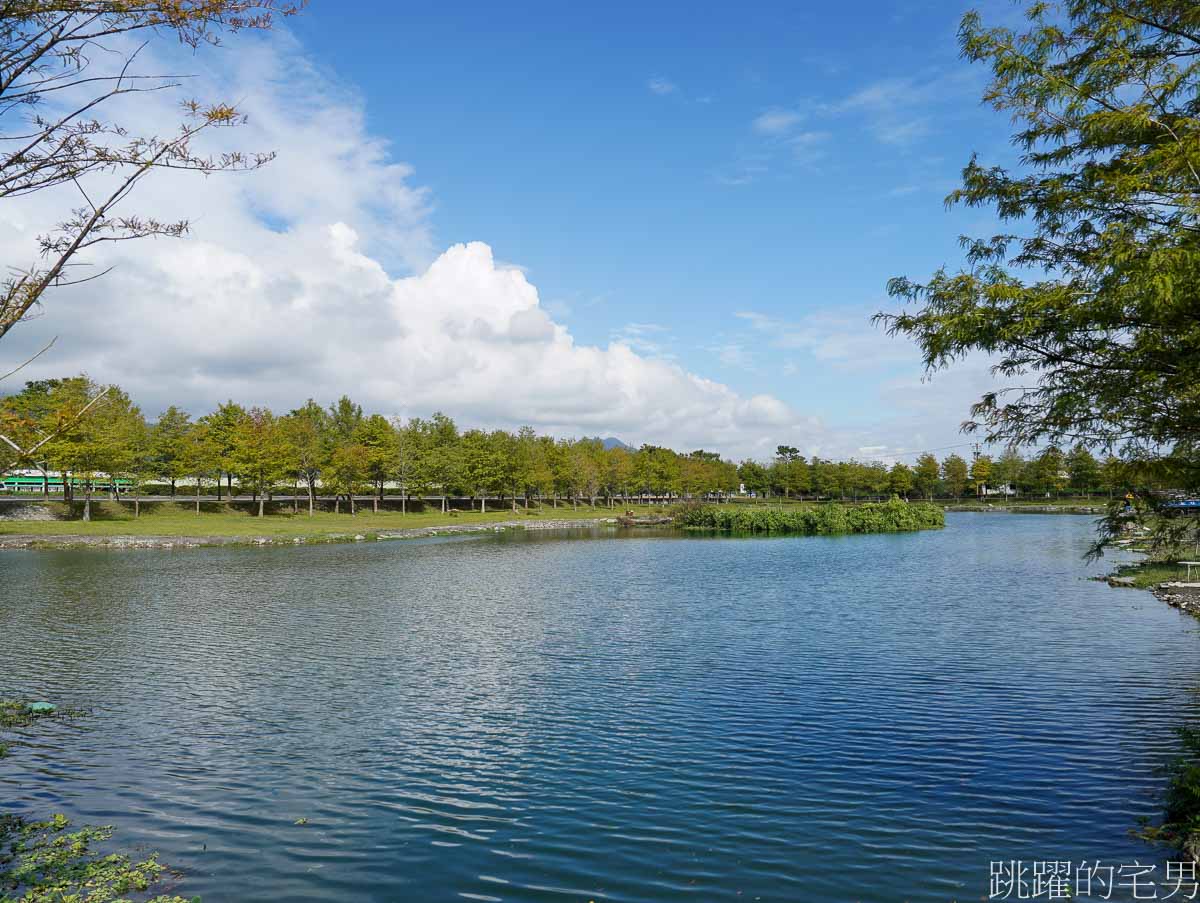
[647,77,678,96]
[736,308,919,370]
[752,108,804,134]
[0,35,843,460]
[826,69,980,148]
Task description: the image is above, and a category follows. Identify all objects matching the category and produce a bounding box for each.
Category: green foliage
[0,813,193,903]
[969,454,992,494]
[326,443,371,499]
[197,402,247,493]
[880,1,1200,457]
[888,462,914,497]
[0,703,185,901]
[1138,725,1200,856]
[0,701,79,729]
[941,454,969,498]
[6,378,1135,521]
[673,498,944,535]
[148,408,192,493]
[914,453,941,500]
[353,415,396,498]
[1067,443,1101,493]
[228,408,292,514]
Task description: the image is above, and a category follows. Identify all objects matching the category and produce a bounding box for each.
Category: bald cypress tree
[879,2,1200,461]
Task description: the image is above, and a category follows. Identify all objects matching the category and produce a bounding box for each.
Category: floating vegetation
[0,699,86,728]
[0,701,193,900]
[673,499,945,535]
[0,814,195,903]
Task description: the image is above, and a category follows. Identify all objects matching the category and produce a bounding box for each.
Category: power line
[853,441,982,462]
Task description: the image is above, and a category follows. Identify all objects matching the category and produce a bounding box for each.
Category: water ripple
[2,515,1198,901]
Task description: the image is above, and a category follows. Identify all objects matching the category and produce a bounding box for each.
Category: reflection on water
[2,514,1198,902]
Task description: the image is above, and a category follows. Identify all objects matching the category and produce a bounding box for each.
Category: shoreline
[942,503,1105,514]
[0,517,620,550]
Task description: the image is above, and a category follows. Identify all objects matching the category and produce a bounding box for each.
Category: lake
[2,513,1199,901]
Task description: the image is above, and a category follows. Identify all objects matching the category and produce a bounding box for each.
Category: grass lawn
[0,501,653,538]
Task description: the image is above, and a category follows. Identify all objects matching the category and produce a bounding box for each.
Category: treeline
[1,377,748,519]
[0,377,1130,522]
[749,444,1127,503]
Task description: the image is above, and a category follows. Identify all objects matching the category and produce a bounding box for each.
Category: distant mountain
[601,437,633,451]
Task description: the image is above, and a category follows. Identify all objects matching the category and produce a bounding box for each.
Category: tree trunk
[402,493,407,515]
[373,494,378,514]
[335,497,341,515]
[441,494,447,513]
[170,478,176,497]
[350,494,357,516]
[82,479,92,522]
[134,493,140,517]
[258,495,265,517]
[481,495,487,514]
[196,481,201,515]
[308,482,315,516]
[293,481,299,515]
[216,474,222,501]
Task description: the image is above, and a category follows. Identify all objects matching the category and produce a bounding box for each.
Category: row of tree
[0,377,745,519]
[0,377,1133,521]
[749,444,1121,503]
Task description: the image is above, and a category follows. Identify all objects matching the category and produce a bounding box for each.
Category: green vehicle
[0,471,133,494]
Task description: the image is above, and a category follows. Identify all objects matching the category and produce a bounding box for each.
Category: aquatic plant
[672,498,944,535]
[0,702,193,902]
[1138,725,1200,861]
[0,700,86,729]
[0,814,194,903]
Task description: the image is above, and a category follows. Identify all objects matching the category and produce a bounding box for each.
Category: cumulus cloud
[0,34,836,460]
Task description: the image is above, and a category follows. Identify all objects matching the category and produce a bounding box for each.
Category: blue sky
[286,0,1017,445]
[3,0,1029,460]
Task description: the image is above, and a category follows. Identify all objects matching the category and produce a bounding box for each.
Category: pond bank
[943,503,1105,514]
[0,517,619,550]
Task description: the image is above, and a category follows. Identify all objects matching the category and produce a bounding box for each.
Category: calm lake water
[2,513,1200,902]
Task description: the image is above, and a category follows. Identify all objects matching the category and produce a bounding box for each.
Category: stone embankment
[944,504,1105,514]
[0,518,619,550]
[0,504,57,522]
[1150,582,1200,617]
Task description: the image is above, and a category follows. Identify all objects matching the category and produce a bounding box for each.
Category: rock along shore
[1150,581,1200,617]
[942,504,1105,514]
[0,518,620,551]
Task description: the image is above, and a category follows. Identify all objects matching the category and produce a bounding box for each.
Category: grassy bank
[0,501,643,539]
[1110,560,1196,589]
[674,499,945,534]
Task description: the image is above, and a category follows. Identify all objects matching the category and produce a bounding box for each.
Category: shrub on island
[672,498,944,535]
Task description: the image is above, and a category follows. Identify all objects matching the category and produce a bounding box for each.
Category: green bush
[672,498,944,535]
